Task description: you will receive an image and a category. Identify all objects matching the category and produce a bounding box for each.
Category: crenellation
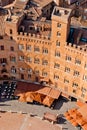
[24,32,28,36]
[73,44,77,48]
[66,43,87,54]
[67,43,72,47]
[17,32,51,41]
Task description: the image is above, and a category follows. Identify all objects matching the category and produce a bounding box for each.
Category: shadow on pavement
[53,97,68,110]
[0,104,11,106]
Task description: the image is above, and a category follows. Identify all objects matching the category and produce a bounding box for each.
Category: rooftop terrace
[18,19,51,37]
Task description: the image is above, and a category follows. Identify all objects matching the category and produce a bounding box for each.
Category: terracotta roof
[81,124,87,130]
[33,0,53,8]
[78,104,87,120]
[76,101,85,107]
[14,0,29,9]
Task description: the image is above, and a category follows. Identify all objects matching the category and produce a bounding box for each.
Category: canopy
[42,96,54,107]
[78,104,87,120]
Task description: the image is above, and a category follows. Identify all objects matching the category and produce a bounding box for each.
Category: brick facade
[0,0,87,102]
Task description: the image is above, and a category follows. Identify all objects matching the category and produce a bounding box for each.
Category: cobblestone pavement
[0,97,78,130]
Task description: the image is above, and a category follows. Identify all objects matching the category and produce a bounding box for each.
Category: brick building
[0,0,87,102]
[0,0,14,6]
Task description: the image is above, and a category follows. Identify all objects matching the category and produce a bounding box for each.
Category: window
[73,89,76,94]
[20,68,25,72]
[34,46,40,52]
[26,45,31,51]
[42,72,48,77]
[66,55,71,61]
[65,67,70,73]
[64,79,69,83]
[73,70,80,77]
[34,58,40,64]
[10,46,14,51]
[0,58,7,64]
[55,51,60,57]
[42,60,48,65]
[75,59,81,65]
[10,29,12,34]
[26,57,32,63]
[81,87,86,93]
[84,63,87,69]
[19,44,24,50]
[28,68,32,74]
[19,56,24,61]
[56,40,60,46]
[29,26,34,30]
[10,36,13,40]
[54,63,60,69]
[81,93,85,98]
[57,23,61,28]
[21,74,24,79]
[83,75,87,81]
[28,74,31,79]
[64,86,68,92]
[11,66,16,73]
[57,31,61,36]
[72,82,78,88]
[35,70,39,75]
[54,74,59,80]
[42,48,48,54]
[1,45,4,50]
[10,56,16,62]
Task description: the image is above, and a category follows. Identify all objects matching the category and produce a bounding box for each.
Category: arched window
[34,57,40,64]
[10,56,16,62]
[42,69,48,77]
[11,66,16,73]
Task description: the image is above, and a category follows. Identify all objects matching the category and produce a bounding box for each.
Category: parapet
[17,32,51,41]
[52,6,72,23]
[67,43,87,53]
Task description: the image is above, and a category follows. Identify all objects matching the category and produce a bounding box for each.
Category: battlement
[17,32,51,41]
[67,43,87,53]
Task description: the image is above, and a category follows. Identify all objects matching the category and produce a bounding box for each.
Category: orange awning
[61,92,70,99]
[48,89,61,99]
[37,87,60,99]
[36,87,51,95]
[76,101,85,107]
[72,121,78,127]
[25,96,33,102]
[19,94,26,102]
[34,93,42,103]
[78,104,87,120]
[43,96,54,107]
[81,124,87,130]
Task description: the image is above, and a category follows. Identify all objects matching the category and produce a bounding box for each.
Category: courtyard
[0,96,78,130]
